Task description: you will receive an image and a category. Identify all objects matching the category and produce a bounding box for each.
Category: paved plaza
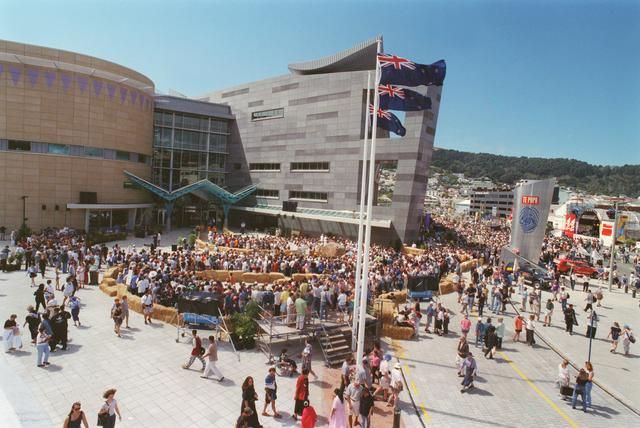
[1,232,639,427]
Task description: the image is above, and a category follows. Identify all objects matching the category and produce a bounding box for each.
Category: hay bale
[378,290,407,303]
[152,305,179,325]
[402,246,426,256]
[382,325,416,340]
[439,276,456,294]
[99,280,118,297]
[269,272,286,282]
[103,267,121,280]
[315,242,346,257]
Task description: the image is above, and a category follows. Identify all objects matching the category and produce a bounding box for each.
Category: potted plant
[231,311,258,350]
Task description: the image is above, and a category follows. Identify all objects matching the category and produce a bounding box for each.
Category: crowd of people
[2,213,638,426]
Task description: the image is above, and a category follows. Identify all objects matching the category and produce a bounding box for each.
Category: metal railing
[218,308,240,361]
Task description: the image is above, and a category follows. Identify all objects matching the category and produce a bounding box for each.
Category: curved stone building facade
[0,40,154,232]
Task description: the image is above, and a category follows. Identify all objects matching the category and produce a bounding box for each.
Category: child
[513,315,524,342]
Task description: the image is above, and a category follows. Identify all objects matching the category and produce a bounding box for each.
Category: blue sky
[1,0,638,165]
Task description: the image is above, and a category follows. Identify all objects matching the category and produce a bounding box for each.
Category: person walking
[200,335,224,381]
[564,304,577,336]
[295,293,307,330]
[111,302,123,338]
[121,295,130,328]
[358,387,375,428]
[584,291,594,313]
[329,388,347,428]
[68,295,81,327]
[51,306,70,351]
[622,325,635,356]
[35,326,51,367]
[98,389,122,428]
[571,369,589,412]
[424,302,434,333]
[525,314,536,346]
[24,306,40,344]
[182,330,205,370]
[456,336,470,375]
[557,359,570,395]
[344,378,363,428]
[484,326,498,359]
[34,283,46,312]
[3,314,18,353]
[240,376,261,428]
[608,322,622,353]
[513,315,524,342]
[495,317,505,349]
[584,361,594,408]
[543,299,554,327]
[63,402,89,428]
[388,363,403,408]
[460,314,472,339]
[262,367,280,418]
[293,368,310,421]
[460,352,477,393]
[301,400,318,428]
[141,289,154,324]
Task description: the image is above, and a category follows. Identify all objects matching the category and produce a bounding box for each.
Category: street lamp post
[587,311,597,363]
[20,195,28,229]
[607,201,618,293]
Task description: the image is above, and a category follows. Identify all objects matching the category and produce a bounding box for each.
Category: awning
[66,203,154,210]
[231,205,392,228]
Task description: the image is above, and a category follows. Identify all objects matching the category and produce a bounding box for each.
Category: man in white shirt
[137,275,150,297]
[140,289,154,324]
[344,378,363,428]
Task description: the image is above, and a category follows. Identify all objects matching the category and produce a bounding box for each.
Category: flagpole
[351,71,372,351]
[356,39,382,365]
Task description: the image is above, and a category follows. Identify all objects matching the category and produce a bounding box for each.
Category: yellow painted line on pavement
[410,381,418,395]
[499,352,579,428]
[420,403,432,423]
[404,364,411,375]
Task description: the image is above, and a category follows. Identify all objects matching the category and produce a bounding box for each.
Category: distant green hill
[431,148,640,197]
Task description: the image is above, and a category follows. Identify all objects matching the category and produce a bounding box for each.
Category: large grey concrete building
[201,37,444,244]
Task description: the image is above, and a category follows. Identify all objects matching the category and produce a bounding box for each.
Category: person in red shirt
[293,368,309,420]
[301,400,318,428]
[182,330,205,370]
[513,315,524,342]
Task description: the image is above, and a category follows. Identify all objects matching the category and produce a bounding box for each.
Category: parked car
[507,262,552,290]
[556,258,599,278]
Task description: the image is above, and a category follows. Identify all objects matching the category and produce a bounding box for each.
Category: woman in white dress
[329,388,347,428]
[3,314,17,352]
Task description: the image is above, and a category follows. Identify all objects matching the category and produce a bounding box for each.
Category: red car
[556,259,599,278]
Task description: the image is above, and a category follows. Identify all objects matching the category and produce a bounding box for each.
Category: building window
[84,147,104,158]
[256,189,279,199]
[290,162,329,172]
[249,163,280,171]
[8,140,31,151]
[251,108,284,121]
[47,144,68,155]
[289,190,328,202]
[116,151,130,161]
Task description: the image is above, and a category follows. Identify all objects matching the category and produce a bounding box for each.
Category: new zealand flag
[378,54,446,87]
[369,104,406,137]
[378,84,432,111]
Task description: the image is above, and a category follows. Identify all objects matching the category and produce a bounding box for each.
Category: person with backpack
[608,322,622,353]
[571,369,589,412]
[182,330,205,371]
[622,325,635,356]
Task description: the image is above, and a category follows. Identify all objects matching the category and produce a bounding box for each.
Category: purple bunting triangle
[9,66,22,85]
[92,79,103,97]
[0,64,4,77]
[119,87,128,103]
[45,71,56,89]
[77,76,88,93]
[130,91,138,105]
[27,69,39,87]
[107,83,116,100]
[61,74,72,92]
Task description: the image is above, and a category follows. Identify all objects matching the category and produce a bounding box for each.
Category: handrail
[218,308,240,361]
[315,311,334,367]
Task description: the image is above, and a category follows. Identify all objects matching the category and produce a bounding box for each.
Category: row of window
[249,162,330,172]
[256,189,328,202]
[251,108,284,121]
[154,111,228,134]
[154,127,228,153]
[0,139,150,164]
